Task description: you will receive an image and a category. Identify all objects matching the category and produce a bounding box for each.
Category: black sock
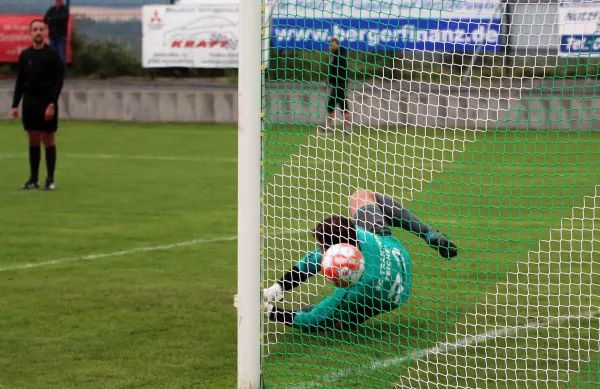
[29,146,41,183]
[269,307,296,327]
[277,265,308,292]
[375,192,433,239]
[45,146,56,183]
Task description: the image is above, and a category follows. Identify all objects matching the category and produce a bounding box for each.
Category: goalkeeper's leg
[374,192,458,259]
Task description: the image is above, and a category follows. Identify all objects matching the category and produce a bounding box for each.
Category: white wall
[512,3,561,50]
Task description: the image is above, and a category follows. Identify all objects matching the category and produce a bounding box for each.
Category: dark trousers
[50,38,67,69]
[327,84,349,113]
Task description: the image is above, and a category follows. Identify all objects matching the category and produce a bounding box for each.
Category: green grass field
[261,125,600,388]
[0,120,598,389]
[0,121,238,389]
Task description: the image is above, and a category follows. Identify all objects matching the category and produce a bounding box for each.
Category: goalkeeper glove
[232,283,283,309]
[263,283,284,303]
[424,231,458,259]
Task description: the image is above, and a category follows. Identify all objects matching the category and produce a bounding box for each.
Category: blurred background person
[44,0,69,69]
[323,37,352,135]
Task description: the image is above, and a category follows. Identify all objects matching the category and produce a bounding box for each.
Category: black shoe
[20,180,39,190]
[42,180,56,191]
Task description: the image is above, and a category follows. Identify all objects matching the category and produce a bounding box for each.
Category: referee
[324,37,352,135]
[11,20,64,191]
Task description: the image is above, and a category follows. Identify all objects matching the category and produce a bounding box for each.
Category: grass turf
[0,120,598,388]
[0,121,237,389]
[260,125,600,388]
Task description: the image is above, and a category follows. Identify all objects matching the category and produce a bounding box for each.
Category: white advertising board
[558,0,600,56]
[142,4,239,68]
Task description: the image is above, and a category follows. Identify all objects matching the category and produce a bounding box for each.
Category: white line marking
[0,228,307,273]
[0,236,237,273]
[0,153,237,163]
[290,310,600,389]
[268,129,486,199]
[1,152,474,169]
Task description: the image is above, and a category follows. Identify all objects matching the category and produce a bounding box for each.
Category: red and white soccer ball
[321,243,365,287]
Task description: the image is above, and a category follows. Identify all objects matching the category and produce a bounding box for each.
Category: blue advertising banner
[270,0,502,52]
[271,18,501,52]
[558,0,600,56]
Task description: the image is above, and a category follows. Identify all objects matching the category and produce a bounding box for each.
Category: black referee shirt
[12,45,65,108]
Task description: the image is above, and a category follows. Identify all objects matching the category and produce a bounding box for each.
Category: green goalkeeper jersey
[292,212,412,332]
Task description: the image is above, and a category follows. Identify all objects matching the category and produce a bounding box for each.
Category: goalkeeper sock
[375,192,432,239]
[277,265,308,292]
[269,306,296,326]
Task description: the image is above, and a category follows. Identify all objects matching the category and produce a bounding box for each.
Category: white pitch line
[0,152,461,169]
[0,228,307,273]
[290,310,600,389]
[268,129,486,200]
[0,153,237,163]
[0,236,237,273]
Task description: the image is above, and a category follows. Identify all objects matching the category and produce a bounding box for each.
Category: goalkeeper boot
[424,231,458,259]
[20,180,39,190]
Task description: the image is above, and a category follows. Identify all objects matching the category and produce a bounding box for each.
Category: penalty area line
[0,154,237,163]
[0,236,238,273]
[289,310,600,389]
[0,228,305,273]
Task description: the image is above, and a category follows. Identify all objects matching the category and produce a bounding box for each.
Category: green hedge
[69,29,142,78]
[70,28,239,80]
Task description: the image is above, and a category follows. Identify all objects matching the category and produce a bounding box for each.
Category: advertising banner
[558,0,600,56]
[142,4,239,68]
[271,0,502,52]
[0,14,72,63]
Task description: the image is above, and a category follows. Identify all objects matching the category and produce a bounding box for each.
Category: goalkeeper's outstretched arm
[263,248,323,303]
[267,287,350,332]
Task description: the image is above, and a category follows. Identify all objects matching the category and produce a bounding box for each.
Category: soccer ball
[321,243,365,287]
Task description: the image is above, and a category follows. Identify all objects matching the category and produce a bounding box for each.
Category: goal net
[250,0,600,387]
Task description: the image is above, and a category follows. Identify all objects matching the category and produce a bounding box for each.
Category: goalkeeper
[259,190,457,332]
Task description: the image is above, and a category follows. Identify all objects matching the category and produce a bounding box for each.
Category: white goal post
[237,0,263,388]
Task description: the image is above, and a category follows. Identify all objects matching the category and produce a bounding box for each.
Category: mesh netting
[260,0,600,388]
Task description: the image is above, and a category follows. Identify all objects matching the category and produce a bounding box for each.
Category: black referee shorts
[327,85,349,113]
[22,95,58,133]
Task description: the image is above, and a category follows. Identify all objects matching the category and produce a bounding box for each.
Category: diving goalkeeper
[258,190,458,332]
